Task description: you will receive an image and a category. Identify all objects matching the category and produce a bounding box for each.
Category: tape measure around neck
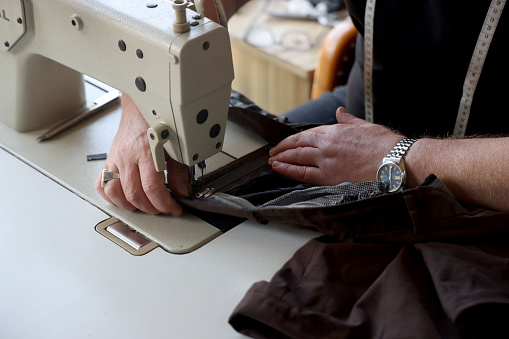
[363,0,506,136]
[363,0,376,123]
[454,0,506,137]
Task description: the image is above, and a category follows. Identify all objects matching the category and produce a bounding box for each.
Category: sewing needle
[36,90,121,142]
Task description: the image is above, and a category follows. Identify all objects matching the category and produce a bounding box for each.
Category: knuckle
[103,182,121,197]
[142,180,162,198]
[120,179,143,206]
[292,132,302,143]
[293,147,303,162]
[297,165,309,182]
[124,188,143,206]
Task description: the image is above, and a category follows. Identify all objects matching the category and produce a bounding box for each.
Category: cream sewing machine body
[0,0,234,168]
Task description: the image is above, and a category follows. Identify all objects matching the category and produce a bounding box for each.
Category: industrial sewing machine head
[0,0,234,171]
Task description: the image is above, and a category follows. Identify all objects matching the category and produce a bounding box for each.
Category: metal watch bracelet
[386,138,418,160]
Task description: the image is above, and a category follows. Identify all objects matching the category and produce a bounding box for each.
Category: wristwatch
[376,138,418,192]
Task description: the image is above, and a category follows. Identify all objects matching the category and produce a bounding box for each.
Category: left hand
[268,107,404,185]
[95,94,189,216]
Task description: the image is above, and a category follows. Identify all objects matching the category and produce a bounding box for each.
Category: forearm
[405,137,509,212]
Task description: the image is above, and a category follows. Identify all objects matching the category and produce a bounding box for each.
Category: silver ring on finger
[101,169,120,188]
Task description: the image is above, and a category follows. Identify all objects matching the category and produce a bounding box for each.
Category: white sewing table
[0,79,318,338]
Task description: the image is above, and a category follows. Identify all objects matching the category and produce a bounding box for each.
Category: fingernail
[271,160,281,168]
[338,106,348,114]
[268,157,273,165]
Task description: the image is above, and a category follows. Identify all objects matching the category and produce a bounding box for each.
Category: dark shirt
[344,0,509,138]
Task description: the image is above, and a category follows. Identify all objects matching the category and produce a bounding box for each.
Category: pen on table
[36,90,121,142]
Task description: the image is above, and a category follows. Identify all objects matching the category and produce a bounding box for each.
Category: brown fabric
[191,145,272,195]
[229,239,509,339]
[228,107,298,144]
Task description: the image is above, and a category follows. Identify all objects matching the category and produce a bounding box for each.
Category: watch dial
[377,163,403,192]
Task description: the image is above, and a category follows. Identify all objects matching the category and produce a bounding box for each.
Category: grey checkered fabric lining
[208,181,388,209]
[206,176,456,210]
[426,177,455,198]
[261,181,387,208]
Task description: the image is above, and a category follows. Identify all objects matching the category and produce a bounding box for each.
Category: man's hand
[268,107,404,185]
[95,94,188,216]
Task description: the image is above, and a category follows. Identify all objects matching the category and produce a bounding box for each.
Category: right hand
[268,107,404,186]
[95,94,189,216]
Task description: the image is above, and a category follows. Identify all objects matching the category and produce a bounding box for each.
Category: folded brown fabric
[229,238,509,339]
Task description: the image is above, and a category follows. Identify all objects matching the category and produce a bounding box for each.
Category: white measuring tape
[363,0,376,124]
[363,0,506,137]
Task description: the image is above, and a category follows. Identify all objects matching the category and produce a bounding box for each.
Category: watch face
[377,162,403,192]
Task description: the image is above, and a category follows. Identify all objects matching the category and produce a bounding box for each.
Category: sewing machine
[0,0,234,170]
[0,0,252,255]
